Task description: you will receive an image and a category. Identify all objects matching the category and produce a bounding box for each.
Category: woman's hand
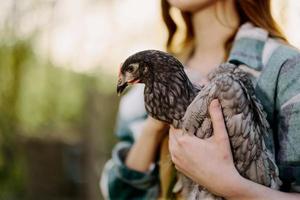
[125,116,169,172]
[144,116,169,141]
[169,99,300,200]
[169,99,242,198]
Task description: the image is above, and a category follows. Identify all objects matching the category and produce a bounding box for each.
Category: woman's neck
[187,0,240,76]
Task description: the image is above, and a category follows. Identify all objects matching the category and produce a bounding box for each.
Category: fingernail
[212,99,220,107]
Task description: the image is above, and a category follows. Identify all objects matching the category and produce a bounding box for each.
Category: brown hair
[161,0,286,57]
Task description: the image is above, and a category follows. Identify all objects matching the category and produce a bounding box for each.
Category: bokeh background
[0,0,299,200]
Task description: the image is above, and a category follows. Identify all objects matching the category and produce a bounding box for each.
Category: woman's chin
[167,0,217,13]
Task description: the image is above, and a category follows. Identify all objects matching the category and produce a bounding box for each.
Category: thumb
[209,99,228,142]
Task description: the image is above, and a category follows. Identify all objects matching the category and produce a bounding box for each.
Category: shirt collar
[228,22,269,70]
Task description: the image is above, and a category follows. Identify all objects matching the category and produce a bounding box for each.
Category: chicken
[117,50,281,200]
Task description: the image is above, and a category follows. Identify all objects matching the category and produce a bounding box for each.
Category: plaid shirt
[100,23,300,199]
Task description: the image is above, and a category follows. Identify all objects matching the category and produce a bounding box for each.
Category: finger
[169,131,179,154]
[170,126,182,135]
[209,99,228,141]
[168,135,175,160]
[169,131,176,146]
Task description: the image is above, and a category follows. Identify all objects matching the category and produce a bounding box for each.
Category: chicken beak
[117,78,128,96]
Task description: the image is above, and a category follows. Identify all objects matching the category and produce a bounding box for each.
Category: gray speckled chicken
[117,50,281,200]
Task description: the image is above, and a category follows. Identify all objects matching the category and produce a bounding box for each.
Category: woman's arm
[169,99,300,200]
[229,176,300,200]
[100,117,167,200]
[125,116,169,172]
[100,86,168,199]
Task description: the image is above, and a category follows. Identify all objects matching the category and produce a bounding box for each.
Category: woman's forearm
[227,176,300,200]
[125,129,161,172]
[125,117,168,172]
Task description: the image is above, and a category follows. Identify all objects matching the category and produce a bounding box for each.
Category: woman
[101,0,300,199]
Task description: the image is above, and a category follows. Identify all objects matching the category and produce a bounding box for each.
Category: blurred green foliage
[0,38,116,199]
[0,39,30,199]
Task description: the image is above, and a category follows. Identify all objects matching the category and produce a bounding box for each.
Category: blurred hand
[144,116,169,141]
[125,116,169,172]
[169,99,242,198]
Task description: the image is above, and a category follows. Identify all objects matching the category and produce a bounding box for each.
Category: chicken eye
[127,66,134,73]
[126,63,139,73]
